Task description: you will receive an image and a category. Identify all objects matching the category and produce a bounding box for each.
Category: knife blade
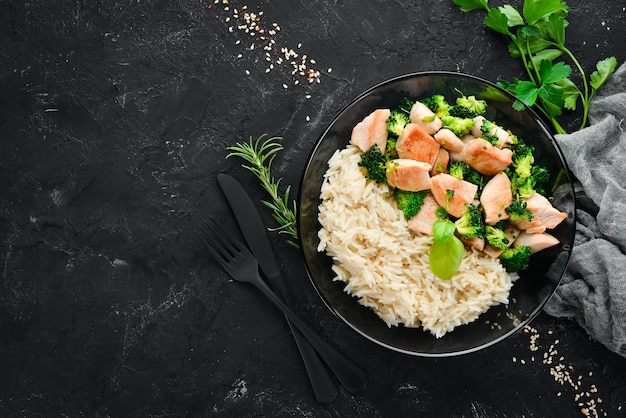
[217,173,367,396]
[216,173,337,403]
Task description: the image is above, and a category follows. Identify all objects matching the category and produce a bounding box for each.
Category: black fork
[195,218,367,394]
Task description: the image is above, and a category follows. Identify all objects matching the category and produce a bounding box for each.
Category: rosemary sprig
[226,134,299,247]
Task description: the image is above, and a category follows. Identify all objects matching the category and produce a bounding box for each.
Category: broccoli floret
[517,165,550,198]
[480,119,497,134]
[449,161,467,180]
[499,246,532,273]
[449,94,488,119]
[394,189,428,219]
[485,225,510,250]
[398,97,415,114]
[441,116,475,137]
[505,199,533,222]
[454,203,485,240]
[507,141,551,199]
[512,142,535,180]
[385,137,398,160]
[386,109,411,137]
[357,144,388,183]
[448,161,485,192]
[421,94,451,118]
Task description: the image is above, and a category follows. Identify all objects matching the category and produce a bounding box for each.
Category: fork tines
[195,218,238,265]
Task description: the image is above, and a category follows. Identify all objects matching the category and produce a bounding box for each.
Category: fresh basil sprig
[453,0,617,134]
[429,219,464,280]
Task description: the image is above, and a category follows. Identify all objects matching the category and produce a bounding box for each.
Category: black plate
[298,72,576,357]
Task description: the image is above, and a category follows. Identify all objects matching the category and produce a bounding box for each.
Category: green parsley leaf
[513,81,540,106]
[531,49,564,67]
[452,0,489,12]
[546,13,566,45]
[538,84,565,117]
[539,60,572,84]
[523,0,568,25]
[590,57,618,90]
[484,7,511,35]
[498,5,524,27]
[557,77,581,110]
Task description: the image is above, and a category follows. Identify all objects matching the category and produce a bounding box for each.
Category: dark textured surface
[1,0,625,416]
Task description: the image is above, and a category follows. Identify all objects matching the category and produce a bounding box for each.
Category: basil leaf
[429,235,464,280]
[432,219,456,243]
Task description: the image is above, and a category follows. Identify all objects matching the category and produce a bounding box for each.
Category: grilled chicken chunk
[430,173,478,218]
[386,159,432,192]
[513,231,560,253]
[471,116,514,149]
[350,108,391,154]
[407,192,439,235]
[409,101,442,135]
[434,128,465,153]
[396,123,441,167]
[430,148,449,176]
[510,192,567,234]
[480,172,513,224]
[460,138,513,176]
[483,224,520,258]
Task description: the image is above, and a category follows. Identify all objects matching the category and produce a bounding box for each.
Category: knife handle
[265,273,338,403]
[251,273,368,394]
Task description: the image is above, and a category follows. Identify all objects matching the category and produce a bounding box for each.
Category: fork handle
[265,272,337,403]
[251,274,368,393]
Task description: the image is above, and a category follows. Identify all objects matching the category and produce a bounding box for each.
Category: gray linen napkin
[543,62,626,358]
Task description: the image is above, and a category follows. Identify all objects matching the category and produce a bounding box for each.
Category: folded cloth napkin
[543,61,626,358]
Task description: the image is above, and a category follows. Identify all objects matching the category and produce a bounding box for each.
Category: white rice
[317,145,518,338]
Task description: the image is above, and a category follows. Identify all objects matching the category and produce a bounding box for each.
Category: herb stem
[226,135,299,247]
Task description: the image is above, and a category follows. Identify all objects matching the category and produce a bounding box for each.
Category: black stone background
[1,0,625,417]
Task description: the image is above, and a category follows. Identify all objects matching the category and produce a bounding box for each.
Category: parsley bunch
[453,0,617,134]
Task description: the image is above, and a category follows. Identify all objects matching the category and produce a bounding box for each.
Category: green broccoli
[449,95,487,119]
[421,94,451,118]
[454,203,485,240]
[505,199,533,222]
[386,109,411,137]
[512,142,535,180]
[517,165,550,199]
[449,161,467,180]
[385,137,398,160]
[507,141,551,199]
[485,225,510,250]
[499,246,532,273]
[398,97,415,114]
[448,161,485,192]
[357,144,388,184]
[441,116,475,137]
[394,189,428,219]
[480,119,497,134]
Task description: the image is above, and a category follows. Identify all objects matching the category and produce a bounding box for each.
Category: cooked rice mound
[317,145,518,338]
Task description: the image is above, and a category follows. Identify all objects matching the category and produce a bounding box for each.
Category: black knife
[217,173,367,397]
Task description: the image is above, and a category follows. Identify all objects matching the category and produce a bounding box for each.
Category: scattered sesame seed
[210,3,326,94]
